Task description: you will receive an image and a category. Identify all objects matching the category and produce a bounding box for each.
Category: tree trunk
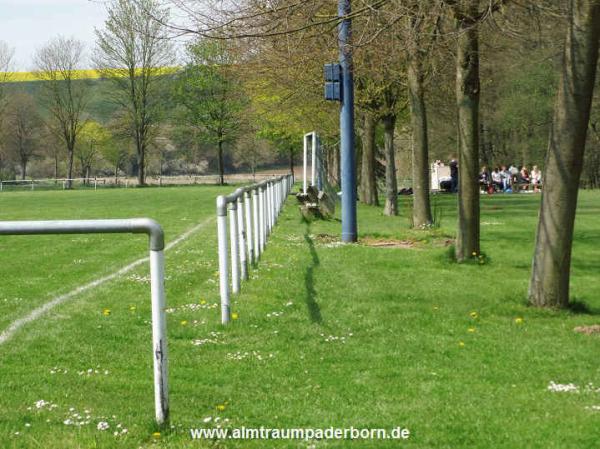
[21,159,27,180]
[115,163,119,185]
[359,112,379,205]
[66,148,74,189]
[289,147,294,175]
[407,43,433,227]
[529,0,600,308]
[54,153,59,182]
[454,7,481,262]
[218,140,224,185]
[382,114,398,216]
[137,143,145,186]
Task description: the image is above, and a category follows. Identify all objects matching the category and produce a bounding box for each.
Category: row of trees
[152,0,600,311]
[0,0,256,186]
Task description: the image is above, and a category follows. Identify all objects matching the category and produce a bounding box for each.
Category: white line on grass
[0,217,215,345]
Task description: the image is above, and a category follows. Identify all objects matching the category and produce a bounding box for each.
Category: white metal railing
[0,178,108,191]
[0,173,289,191]
[303,131,318,194]
[216,174,294,324]
[0,218,169,426]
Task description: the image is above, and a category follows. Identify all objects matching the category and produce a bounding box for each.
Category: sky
[0,0,109,71]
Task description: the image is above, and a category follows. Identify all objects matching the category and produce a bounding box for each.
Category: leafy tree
[173,40,247,185]
[76,121,112,182]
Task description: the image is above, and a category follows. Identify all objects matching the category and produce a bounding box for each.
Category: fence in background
[216,174,294,325]
[0,173,291,192]
[0,218,170,426]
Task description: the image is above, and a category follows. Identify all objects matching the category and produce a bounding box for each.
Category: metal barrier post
[253,188,260,259]
[259,184,266,252]
[216,196,230,324]
[0,218,169,426]
[244,190,253,265]
[236,191,248,281]
[228,200,240,294]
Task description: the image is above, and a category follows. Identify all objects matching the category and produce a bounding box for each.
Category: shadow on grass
[568,300,600,315]
[303,225,323,324]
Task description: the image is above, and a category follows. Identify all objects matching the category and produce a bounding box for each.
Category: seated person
[500,165,512,191]
[531,165,542,192]
[520,166,530,190]
[491,168,503,191]
[479,166,490,190]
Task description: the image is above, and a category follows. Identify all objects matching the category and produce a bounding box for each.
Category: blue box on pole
[324,82,341,101]
[324,63,341,82]
[324,63,342,101]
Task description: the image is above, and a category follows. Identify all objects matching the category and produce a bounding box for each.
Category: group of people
[480,165,542,193]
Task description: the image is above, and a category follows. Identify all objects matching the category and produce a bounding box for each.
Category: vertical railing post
[244,190,253,265]
[303,135,308,194]
[150,248,169,425]
[216,196,230,324]
[229,199,240,294]
[311,132,317,188]
[259,184,266,251]
[253,187,260,259]
[270,181,275,229]
[266,182,272,234]
[236,191,248,281]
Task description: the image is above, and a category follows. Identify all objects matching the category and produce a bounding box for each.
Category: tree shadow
[303,225,323,323]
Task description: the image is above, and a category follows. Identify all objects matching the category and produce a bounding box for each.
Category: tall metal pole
[339,0,357,242]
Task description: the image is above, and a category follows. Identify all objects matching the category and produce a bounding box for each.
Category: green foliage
[173,40,248,147]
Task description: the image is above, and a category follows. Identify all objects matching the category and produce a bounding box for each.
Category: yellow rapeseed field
[1,67,179,83]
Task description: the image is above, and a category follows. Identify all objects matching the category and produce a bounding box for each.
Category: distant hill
[1,68,180,123]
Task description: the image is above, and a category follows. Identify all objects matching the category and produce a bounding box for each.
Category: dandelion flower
[102,308,111,316]
[129,305,136,312]
[472,251,477,256]
[200,299,207,305]
[515,317,524,325]
[181,320,188,326]
[470,311,478,319]
[231,312,239,320]
[152,431,161,439]
[216,404,226,411]
[458,341,465,347]
[468,327,476,333]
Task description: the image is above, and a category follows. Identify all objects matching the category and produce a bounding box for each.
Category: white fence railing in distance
[216,174,294,325]
[0,173,291,192]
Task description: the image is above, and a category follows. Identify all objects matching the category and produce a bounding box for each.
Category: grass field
[0,187,599,448]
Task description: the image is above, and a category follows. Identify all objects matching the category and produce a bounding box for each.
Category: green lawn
[0,187,599,448]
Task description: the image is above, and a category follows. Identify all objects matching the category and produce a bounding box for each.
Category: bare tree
[0,41,15,176]
[4,92,42,180]
[0,41,14,112]
[529,0,600,308]
[34,36,89,189]
[95,0,173,186]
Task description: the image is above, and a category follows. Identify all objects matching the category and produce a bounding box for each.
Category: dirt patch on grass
[360,237,416,249]
[314,233,338,244]
[574,325,600,335]
[313,233,455,249]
